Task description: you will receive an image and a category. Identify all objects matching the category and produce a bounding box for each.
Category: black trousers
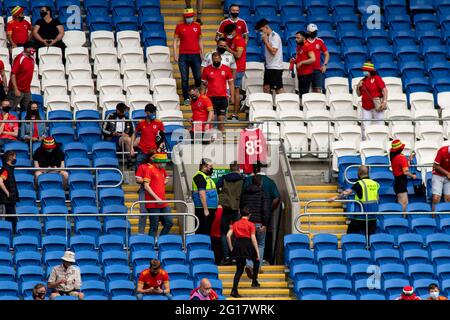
[0,84,6,102]
[298,74,313,98]
[347,219,377,236]
[194,208,216,235]
[232,257,260,291]
[211,236,223,264]
[3,203,16,232]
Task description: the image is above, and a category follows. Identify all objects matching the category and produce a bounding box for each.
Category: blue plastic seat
[294,279,324,297]
[290,264,319,282]
[70,189,97,208]
[288,249,315,267]
[44,219,70,237]
[414,278,437,297]
[160,250,187,267]
[354,278,382,297]
[436,264,450,282]
[344,249,371,267]
[75,220,102,242]
[0,237,9,252]
[44,251,65,269]
[101,250,128,266]
[17,190,37,207]
[40,189,66,208]
[0,252,13,267]
[17,266,44,282]
[253,0,277,17]
[349,264,371,281]
[165,265,190,281]
[284,234,310,264]
[321,264,349,281]
[101,205,128,221]
[14,251,41,267]
[158,235,183,252]
[104,219,130,242]
[142,30,167,47]
[380,263,406,281]
[13,236,38,253]
[278,0,303,17]
[99,188,125,208]
[383,278,410,298]
[408,263,436,281]
[374,249,401,265]
[188,250,215,266]
[75,110,101,130]
[15,220,41,242]
[92,142,117,159]
[97,172,122,188]
[47,110,72,130]
[360,294,386,300]
[313,234,338,251]
[63,142,89,160]
[131,250,157,267]
[98,235,124,252]
[0,266,15,281]
[70,235,96,252]
[299,294,327,300]
[431,249,450,267]
[325,279,353,296]
[21,281,44,298]
[0,281,18,297]
[81,280,107,297]
[72,206,100,223]
[15,174,34,191]
[186,235,212,252]
[170,280,194,297]
[113,16,138,32]
[192,264,219,282]
[330,294,357,300]
[129,235,155,252]
[398,233,425,252]
[4,142,29,159]
[426,233,450,251]
[80,265,103,281]
[410,218,437,237]
[68,174,94,192]
[77,126,102,151]
[104,265,130,282]
[402,249,430,267]
[142,295,168,300]
[316,250,343,266]
[382,218,409,239]
[50,126,75,146]
[76,250,100,267]
[0,222,12,243]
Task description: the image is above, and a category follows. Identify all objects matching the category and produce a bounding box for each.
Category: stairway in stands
[219,265,294,300]
[297,184,347,243]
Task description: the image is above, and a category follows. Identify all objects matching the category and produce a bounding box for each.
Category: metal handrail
[129,200,197,250]
[280,139,299,201]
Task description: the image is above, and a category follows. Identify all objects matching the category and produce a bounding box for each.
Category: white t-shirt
[116,121,125,133]
[202,50,237,70]
[264,31,283,70]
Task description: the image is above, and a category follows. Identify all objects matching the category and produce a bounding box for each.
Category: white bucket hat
[61,251,76,263]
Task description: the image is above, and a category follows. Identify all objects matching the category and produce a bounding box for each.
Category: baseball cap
[307,23,318,32]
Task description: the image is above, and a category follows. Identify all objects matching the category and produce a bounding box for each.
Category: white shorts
[432,174,450,196]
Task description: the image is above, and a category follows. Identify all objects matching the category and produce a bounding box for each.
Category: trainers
[220,257,232,265]
[230,115,239,122]
[245,266,253,279]
[251,280,261,288]
[230,290,241,298]
[184,98,190,106]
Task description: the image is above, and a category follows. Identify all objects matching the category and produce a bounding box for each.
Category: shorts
[312,69,323,89]
[263,69,283,90]
[432,174,450,196]
[234,71,244,89]
[210,96,228,117]
[394,175,408,194]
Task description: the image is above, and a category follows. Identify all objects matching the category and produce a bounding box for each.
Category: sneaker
[230,290,241,298]
[184,98,190,106]
[220,257,232,265]
[245,266,253,279]
[230,115,239,122]
[251,280,261,288]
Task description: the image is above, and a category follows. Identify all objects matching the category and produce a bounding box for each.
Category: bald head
[199,278,212,296]
[358,165,369,179]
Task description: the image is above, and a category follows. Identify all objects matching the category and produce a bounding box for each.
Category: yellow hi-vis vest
[353,178,379,221]
[192,171,218,208]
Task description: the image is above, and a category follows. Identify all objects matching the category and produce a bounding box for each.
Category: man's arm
[102,115,113,136]
[262,34,278,56]
[434,163,450,179]
[137,281,155,294]
[6,32,15,47]
[297,51,316,68]
[320,51,330,73]
[3,124,18,137]
[144,181,163,202]
[173,33,180,63]
[32,25,47,45]
[163,280,170,294]
[1,70,7,90]
[206,109,214,130]
[11,74,20,96]
[198,35,204,57]
[0,178,9,198]
[227,46,244,60]
[228,79,235,103]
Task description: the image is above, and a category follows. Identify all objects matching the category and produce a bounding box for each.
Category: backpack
[219,177,244,210]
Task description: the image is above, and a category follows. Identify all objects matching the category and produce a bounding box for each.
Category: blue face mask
[363,71,370,77]
[148,113,156,120]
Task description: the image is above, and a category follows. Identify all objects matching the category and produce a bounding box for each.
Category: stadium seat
[398,233,425,252]
[382,218,409,239]
[81,280,107,297]
[129,235,155,252]
[192,264,219,282]
[188,250,215,266]
[288,249,315,266]
[410,218,438,237]
[185,235,212,253]
[98,235,124,252]
[70,190,97,208]
[436,264,450,282]
[321,264,348,281]
[374,249,401,265]
[15,221,41,241]
[431,249,450,267]
[14,251,41,267]
[44,218,70,236]
[104,265,130,282]
[408,263,436,281]
[380,263,406,282]
[44,251,65,269]
[369,233,395,251]
[313,234,338,252]
[170,280,194,297]
[165,265,190,281]
[80,265,103,281]
[17,266,44,282]
[294,279,324,297]
[70,235,96,252]
[316,250,343,266]
[101,250,128,266]
[130,250,157,267]
[426,234,450,251]
[402,249,431,267]
[13,236,38,253]
[0,266,15,282]
[158,235,183,252]
[75,221,102,243]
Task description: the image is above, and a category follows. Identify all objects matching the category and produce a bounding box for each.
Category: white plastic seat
[409,92,435,111]
[325,77,349,98]
[39,63,65,81]
[90,31,115,58]
[283,77,296,94]
[65,47,89,65]
[157,110,184,125]
[359,140,387,163]
[93,47,118,66]
[0,48,9,64]
[120,47,144,64]
[68,78,95,95]
[2,62,10,83]
[31,78,41,94]
[248,93,273,112]
[437,92,450,109]
[116,31,141,58]
[41,79,67,96]
[335,125,362,147]
[124,78,150,96]
[45,94,70,113]
[328,93,354,113]
[331,140,358,172]
[65,63,91,77]
[302,93,327,112]
[331,109,358,127]
[38,47,62,65]
[416,124,444,145]
[121,63,147,80]
[309,125,335,158]
[390,125,415,149]
[147,62,174,80]
[282,62,292,79]
[100,94,126,112]
[97,79,123,96]
[95,64,121,80]
[146,46,171,64]
[412,108,440,127]
[63,30,86,47]
[364,125,390,147]
[275,93,300,111]
[244,62,265,79]
[278,109,304,127]
[282,125,308,159]
[305,109,331,128]
[351,77,363,107]
[243,77,263,95]
[249,109,277,123]
[387,108,413,126]
[150,78,177,95]
[383,77,403,94]
[415,140,439,171]
[127,94,153,111]
[152,93,180,111]
[72,94,98,112]
[387,93,408,111]
[11,47,23,61]
[442,109,450,139]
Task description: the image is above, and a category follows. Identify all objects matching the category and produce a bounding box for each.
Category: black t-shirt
[33,146,65,167]
[35,18,63,40]
[193,174,207,190]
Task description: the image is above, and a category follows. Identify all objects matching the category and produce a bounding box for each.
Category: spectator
[356,61,388,138]
[305,24,330,93]
[427,284,448,300]
[135,155,151,234]
[431,145,450,212]
[20,101,47,144]
[217,161,245,265]
[32,6,66,58]
[210,205,224,263]
[48,251,84,300]
[227,208,260,298]
[7,6,32,48]
[190,278,219,300]
[0,99,19,147]
[102,102,135,168]
[32,283,47,301]
[241,174,271,278]
[255,19,284,95]
[293,31,315,98]
[189,85,214,140]
[0,58,6,101]
[7,41,35,114]
[137,259,171,300]
[201,52,234,133]
[396,286,421,300]
[192,158,218,235]
[217,4,249,43]
[329,165,379,235]
[174,8,203,106]
[142,151,173,238]
[389,140,417,212]
[185,0,204,25]
[33,136,69,186]
[224,23,247,122]
[201,38,236,74]
[130,104,165,166]
[0,151,18,231]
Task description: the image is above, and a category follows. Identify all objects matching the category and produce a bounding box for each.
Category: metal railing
[280,140,299,201]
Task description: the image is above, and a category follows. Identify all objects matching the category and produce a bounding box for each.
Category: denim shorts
[234,71,245,89]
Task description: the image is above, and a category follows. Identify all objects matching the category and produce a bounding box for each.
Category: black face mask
[230,12,239,19]
[36,293,46,299]
[190,95,198,101]
[206,168,214,176]
[31,109,38,116]
[2,107,10,113]
[217,46,226,54]
[213,61,221,68]
[40,11,48,18]
[11,159,17,166]
[117,114,125,119]
[18,16,25,21]
[296,40,304,45]
[308,31,317,39]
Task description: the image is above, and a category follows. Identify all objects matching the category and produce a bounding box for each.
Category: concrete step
[300,201,343,207]
[222,288,290,296]
[227,297,295,300]
[297,185,338,191]
[219,273,286,280]
[219,265,286,273]
[221,281,289,288]
[299,216,347,223]
[298,192,338,200]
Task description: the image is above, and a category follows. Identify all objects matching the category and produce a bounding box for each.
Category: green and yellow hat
[183,7,195,17]
[390,139,405,153]
[152,152,171,163]
[11,6,24,17]
[362,62,375,71]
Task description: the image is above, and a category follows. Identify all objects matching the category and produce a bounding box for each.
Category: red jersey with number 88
[238,128,267,174]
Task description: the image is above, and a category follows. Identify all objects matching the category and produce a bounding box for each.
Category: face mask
[185,17,194,24]
[308,31,317,39]
[227,34,234,39]
[117,114,125,119]
[148,113,156,120]
[18,16,25,21]
[213,61,221,68]
[206,168,214,176]
[45,149,54,153]
[31,109,38,116]
[230,12,239,19]
[40,11,48,18]
[11,159,17,166]
[363,71,370,77]
[190,95,198,101]
[37,293,46,299]
[2,107,10,113]
[217,46,226,54]
[430,292,440,299]
[296,40,304,45]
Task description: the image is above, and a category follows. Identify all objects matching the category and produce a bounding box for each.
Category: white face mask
[185,17,194,24]
[430,291,440,299]
[363,71,370,77]
[227,34,234,39]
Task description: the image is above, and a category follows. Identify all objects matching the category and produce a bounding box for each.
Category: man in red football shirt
[294,31,316,98]
[432,145,450,211]
[189,85,214,141]
[174,7,204,106]
[0,59,7,101]
[201,52,235,133]
[217,3,249,44]
[131,104,165,166]
[306,24,330,93]
[7,6,31,48]
[7,41,35,114]
[137,259,172,300]
[224,23,247,121]
[0,99,19,147]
